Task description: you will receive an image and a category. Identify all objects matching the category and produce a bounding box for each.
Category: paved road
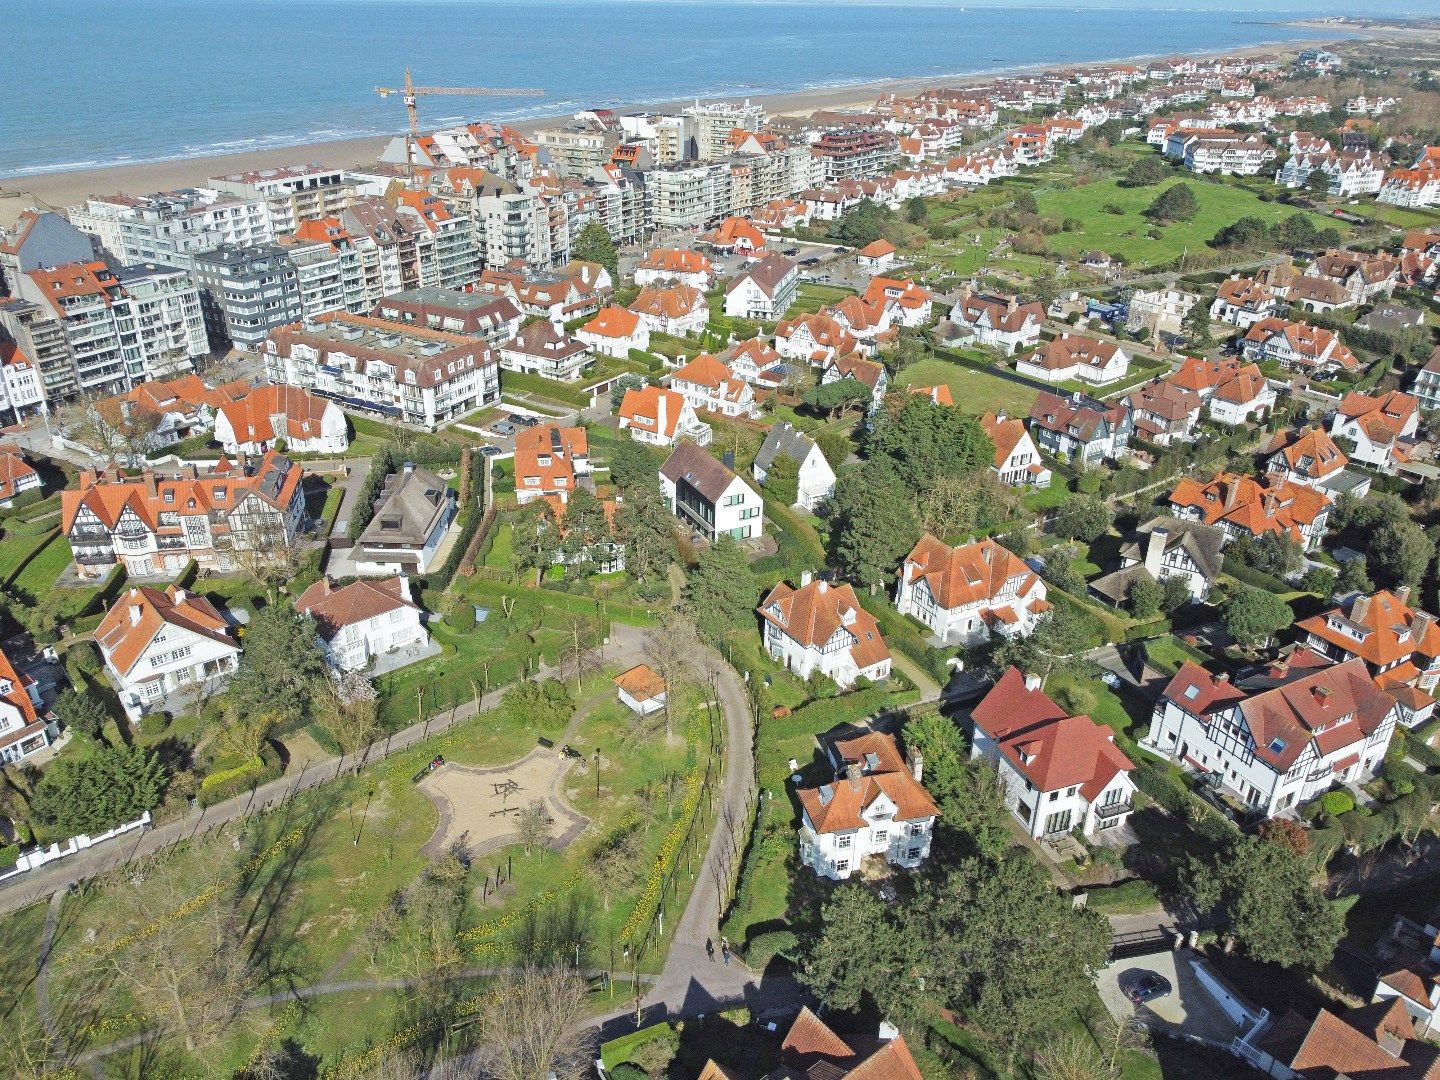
[0,624,653,919]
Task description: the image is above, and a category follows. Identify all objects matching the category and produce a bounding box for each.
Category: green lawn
[1034,176,1348,267]
[788,282,858,316]
[0,527,55,587]
[895,357,1039,418]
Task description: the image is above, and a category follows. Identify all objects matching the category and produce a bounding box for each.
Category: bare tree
[560,616,596,695]
[591,829,643,911]
[645,613,697,738]
[55,394,163,466]
[103,864,262,1053]
[233,516,306,603]
[516,801,550,855]
[324,671,381,757]
[477,964,593,1080]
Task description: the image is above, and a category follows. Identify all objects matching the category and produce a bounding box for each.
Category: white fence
[0,811,151,883]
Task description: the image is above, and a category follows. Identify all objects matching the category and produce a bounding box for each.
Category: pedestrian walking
[705,938,715,962]
[720,936,730,965]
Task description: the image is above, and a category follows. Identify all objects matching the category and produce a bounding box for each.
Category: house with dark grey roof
[659,442,764,542]
[753,422,836,510]
[723,254,799,320]
[1027,390,1131,463]
[356,463,457,575]
[1089,516,1225,606]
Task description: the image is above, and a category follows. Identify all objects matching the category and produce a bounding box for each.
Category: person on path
[720,937,730,966]
[705,938,715,962]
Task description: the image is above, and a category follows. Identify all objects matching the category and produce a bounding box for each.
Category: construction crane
[375,68,544,176]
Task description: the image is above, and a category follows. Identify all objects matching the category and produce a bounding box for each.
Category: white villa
[1142,651,1397,818]
[796,729,937,881]
[758,575,892,689]
[296,576,430,673]
[752,422,836,510]
[0,645,56,764]
[95,586,241,721]
[971,668,1138,839]
[895,535,1050,645]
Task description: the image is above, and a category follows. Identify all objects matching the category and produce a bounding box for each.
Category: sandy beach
[0,37,1343,221]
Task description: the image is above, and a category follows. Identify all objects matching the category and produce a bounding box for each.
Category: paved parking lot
[1096,950,1250,1046]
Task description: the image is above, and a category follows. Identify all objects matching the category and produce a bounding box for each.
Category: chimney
[80,468,97,487]
[403,461,415,476]
[128,602,142,626]
[1024,672,1042,692]
[1224,479,1240,511]
[1351,594,1371,624]
[878,1020,900,1043]
[1144,527,1169,577]
[1007,295,1018,314]
[397,573,411,602]
[722,449,735,470]
[800,570,813,588]
[1394,585,1411,607]
[1412,610,1433,643]
[1215,671,1231,684]
[143,470,158,500]
[982,544,992,564]
[907,746,924,784]
[657,391,667,435]
[173,588,186,605]
[845,762,863,789]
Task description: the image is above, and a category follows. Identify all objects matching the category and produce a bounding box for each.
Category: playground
[417,747,589,858]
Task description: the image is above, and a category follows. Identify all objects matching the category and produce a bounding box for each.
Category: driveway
[1097,950,1251,1046]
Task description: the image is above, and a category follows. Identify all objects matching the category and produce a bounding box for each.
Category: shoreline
[0,35,1346,216]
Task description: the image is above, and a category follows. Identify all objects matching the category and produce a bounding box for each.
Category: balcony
[1094,800,1133,821]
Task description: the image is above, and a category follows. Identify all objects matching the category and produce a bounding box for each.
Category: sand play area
[418,748,589,858]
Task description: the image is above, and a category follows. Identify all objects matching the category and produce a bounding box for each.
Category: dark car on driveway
[1123,971,1172,1006]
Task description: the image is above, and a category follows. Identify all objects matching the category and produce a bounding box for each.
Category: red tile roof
[1167,471,1330,542]
[95,585,234,677]
[758,578,891,671]
[295,576,417,640]
[903,535,1037,611]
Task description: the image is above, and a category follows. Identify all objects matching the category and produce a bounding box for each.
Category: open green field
[1034,176,1348,267]
[895,356,1039,417]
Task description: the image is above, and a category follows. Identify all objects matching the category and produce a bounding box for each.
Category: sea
[0,0,1361,180]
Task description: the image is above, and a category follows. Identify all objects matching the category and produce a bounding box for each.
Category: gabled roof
[726,254,796,298]
[754,422,819,474]
[0,450,38,503]
[1286,1000,1438,1079]
[95,585,235,676]
[217,385,335,445]
[0,645,38,727]
[671,352,739,391]
[952,290,1044,333]
[902,535,1037,611]
[1028,391,1124,442]
[295,577,417,641]
[580,305,641,339]
[1265,427,1348,480]
[828,354,885,392]
[630,284,703,320]
[979,411,1028,468]
[758,578,891,670]
[1337,390,1418,446]
[857,239,896,258]
[636,248,712,276]
[1297,590,1440,671]
[794,727,936,835]
[1120,516,1225,580]
[618,385,688,440]
[971,668,1134,799]
[358,465,452,551]
[1022,332,1123,373]
[1167,470,1330,542]
[614,664,665,703]
[513,424,588,495]
[660,442,742,503]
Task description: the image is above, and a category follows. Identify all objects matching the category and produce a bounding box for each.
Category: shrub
[137,713,168,740]
[0,844,18,870]
[745,928,799,967]
[197,746,283,807]
[611,1066,649,1080]
[446,601,477,633]
[1320,790,1355,818]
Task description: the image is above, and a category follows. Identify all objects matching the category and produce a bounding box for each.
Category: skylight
[1268,737,1287,754]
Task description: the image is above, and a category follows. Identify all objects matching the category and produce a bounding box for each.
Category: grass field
[7,662,713,1076]
[895,356,1039,417]
[1034,176,1347,267]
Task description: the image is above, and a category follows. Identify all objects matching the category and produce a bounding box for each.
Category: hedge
[1083,878,1160,915]
[500,370,591,408]
[0,844,18,870]
[743,928,799,967]
[1224,562,1294,595]
[425,448,486,594]
[197,746,283,807]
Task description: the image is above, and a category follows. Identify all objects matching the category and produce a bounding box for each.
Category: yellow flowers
[620,766,706,945]
[460,869,586,952]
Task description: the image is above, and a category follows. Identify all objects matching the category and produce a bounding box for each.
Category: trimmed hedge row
[1224,562,1294,595]
[197,745,283,807]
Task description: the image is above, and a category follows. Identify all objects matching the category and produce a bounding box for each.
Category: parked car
[479,444,504,457]
[1123,972,1172,1006]
[490,420,516,436]
[782,247,799,256]
[1100,670,1122,689]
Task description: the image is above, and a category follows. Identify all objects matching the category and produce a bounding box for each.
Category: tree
[591,828,643,911]
[1120,156,1169,187]
[514,499,562,586]
[1338,555,1372,595]
[1144,183,1198,223]
[1159,574,1193,613]
[803,377,872,420]
[1034,1033,1115,1080]
[1029,267,1060,311]
[1368,506,1434,591]
[829,463,920,592]
[1182,834,1341,970]
[815,429,853,471]
[832,199,893,247]
[645,613,697,737]
[572,220,618,278]
[1127,576,1162,619]
[797,883,920,1027]
[1305,169,1332,201]
[1300,565,1338,598]
[1053,495,1113,544]
[31,744,167,835]
[610,372,646,409]
[226,604,328,727]
[683,535,756,637]
[1210,215,1270,249]
[322,670,380,756]
[903,195,929,225]
[1182,300,1214,351]
[56,395,163,466]
[991,607,1092,682]
[762,452,800,507]
[1222,584,1293,649]
[478,964,593,1080]
[920,855,1111,1051]
[54,687,109,746]
[234,514,306,603]
[614,482,676,583]
[516,800,551,854]
[867,395,995,492]
[608,438,666,493]
[1013,190,1039,215]
[1391,322,1433,367]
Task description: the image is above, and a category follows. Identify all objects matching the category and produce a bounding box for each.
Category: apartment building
[208,164,354,235]
[19,261,205,395]
[263,313,499,430]
[0,210,96,295]
[0,338,47,424]
[0,298,78,402]
[372,287,522,350]
[812,128,898,183]
[70,188,274,269]
[648,161,735,229]
[191,244,303,351]
[685,100,767,161]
